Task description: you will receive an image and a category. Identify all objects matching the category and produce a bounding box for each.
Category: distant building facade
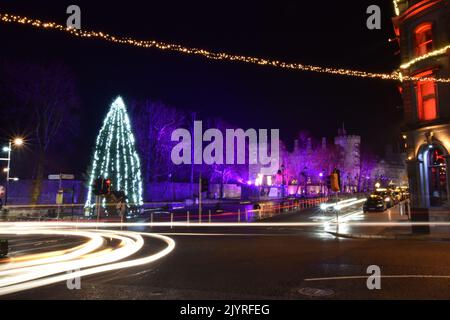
[334,128,361,192]
[372,146,408,187]
[393,0,450,207]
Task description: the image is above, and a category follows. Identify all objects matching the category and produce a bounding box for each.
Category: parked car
[400,186,410,199]
[372,188,394,208]
[392,190,402,204]
[363,195,387,213]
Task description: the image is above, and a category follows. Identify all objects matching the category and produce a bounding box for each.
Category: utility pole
[1,139,23,206]
[190,112,196,200]
[199,171,202,220]
[5,141,11,206]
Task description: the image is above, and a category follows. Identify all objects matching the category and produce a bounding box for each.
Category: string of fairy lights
[85,97,143,209]
[0,13,449,83]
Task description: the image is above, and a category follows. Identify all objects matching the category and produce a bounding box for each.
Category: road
[1,202,450,300]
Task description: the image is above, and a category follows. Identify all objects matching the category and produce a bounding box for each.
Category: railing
[0,197,332,223]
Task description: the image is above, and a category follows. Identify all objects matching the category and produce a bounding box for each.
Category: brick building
[393,0,450,208]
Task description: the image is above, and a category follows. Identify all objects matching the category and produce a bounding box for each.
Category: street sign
[48,174,75,180]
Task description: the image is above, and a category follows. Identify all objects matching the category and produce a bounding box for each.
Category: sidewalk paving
[328,204,450,241]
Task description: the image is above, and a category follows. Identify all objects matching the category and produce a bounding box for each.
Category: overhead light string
[0,13,449,83]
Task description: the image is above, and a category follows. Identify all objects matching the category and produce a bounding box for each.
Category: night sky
[0,0,403,175]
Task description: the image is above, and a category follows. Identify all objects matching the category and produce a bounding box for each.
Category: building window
[415,23,433,56]
[415,70,437,121]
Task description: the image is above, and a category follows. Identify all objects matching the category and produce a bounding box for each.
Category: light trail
[4,220,450,228]
[0,228,175,296]
[334,199,366,211]
[0,213,448,296]
[0,231,140,284]
[0,230,104,271]
[320,198,358,210]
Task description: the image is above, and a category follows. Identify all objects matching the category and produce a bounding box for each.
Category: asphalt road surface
[1,204,450,300]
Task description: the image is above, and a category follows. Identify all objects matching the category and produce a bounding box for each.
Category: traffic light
[92,177,112,195]
[104,178,112,194]
[331,168,341,192]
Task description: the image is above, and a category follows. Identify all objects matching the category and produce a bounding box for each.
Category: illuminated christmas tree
[85,96,143,208]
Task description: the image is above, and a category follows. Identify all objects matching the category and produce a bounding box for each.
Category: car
[400,186,410,199]
[0,239,8,258]
[392,191,402,204]
[363,195,387,213]
[372,188,395,208]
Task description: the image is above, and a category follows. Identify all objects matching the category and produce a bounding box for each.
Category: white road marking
[305,275,450,281]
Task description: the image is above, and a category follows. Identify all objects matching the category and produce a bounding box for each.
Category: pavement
[326,202,450,241]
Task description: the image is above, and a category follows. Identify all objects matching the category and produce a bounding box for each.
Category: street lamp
[13,138,24,147]
[1,137,24,206]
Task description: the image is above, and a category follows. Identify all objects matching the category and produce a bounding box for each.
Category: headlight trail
[320,198,358,210]
[334,199,367,211]
[0,228,175,296]
[0,230,104,271]
[0,231,140,285]
[4,221,450,228]
[0,214,449,296]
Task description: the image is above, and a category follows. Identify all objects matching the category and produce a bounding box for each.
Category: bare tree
[3,62,80,204]
[130,99,186,183]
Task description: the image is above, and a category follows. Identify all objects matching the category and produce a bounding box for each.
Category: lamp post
[1,138,24,206]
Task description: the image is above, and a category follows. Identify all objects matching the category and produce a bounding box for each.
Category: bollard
[209,210,212,223]
[199,209,202,224]
[170,212,173,229]
[151,213,154,229]
[238,209,241,223]
[187,211,190,225]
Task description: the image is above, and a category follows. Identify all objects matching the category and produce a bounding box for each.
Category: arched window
[415,70,437,121]
[415,23,433,56]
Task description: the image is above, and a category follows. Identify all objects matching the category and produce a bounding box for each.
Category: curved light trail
[4,220,450,228]
[0,198,448,297]
[0,228,175,296]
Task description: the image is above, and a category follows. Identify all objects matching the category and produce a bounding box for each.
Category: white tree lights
[85,96,143,208]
